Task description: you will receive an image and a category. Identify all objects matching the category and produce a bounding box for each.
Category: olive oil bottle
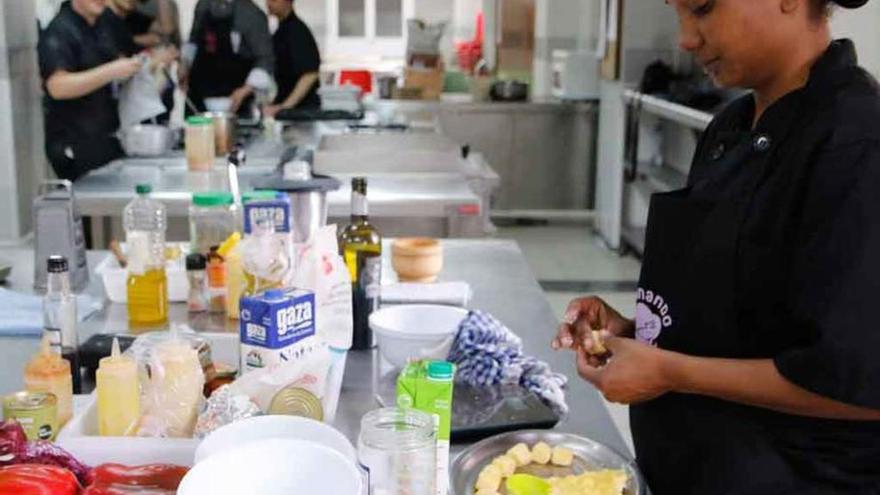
[338,177,381,350]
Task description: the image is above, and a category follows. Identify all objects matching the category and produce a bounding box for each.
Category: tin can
[269,385,323,421]
[3,391,58,441]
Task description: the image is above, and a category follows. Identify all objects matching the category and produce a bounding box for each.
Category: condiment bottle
[42,255,81,394]
[217,233,243,320]
[96,338,140,436]
[186,253,208,313]
[24,335,73,426]
[206,246,227,313]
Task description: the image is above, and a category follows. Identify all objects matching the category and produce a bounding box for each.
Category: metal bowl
[451,430,644,495]
[122,124,175,157]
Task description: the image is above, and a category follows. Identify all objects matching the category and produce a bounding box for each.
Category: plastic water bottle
[124,184,168,327]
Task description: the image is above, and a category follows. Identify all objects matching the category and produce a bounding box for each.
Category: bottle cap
[186,253,206,270]
[135,184,152,195]
[427,360,454,380]
[186,116,213,126]
[193,192,234,207]
[47,255,69,273]
[264,289,286,300]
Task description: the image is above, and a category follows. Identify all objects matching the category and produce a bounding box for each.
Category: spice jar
[189,192,237,256]
[207,246,227,313]
[185,116,216,171]
[186,253,208,313]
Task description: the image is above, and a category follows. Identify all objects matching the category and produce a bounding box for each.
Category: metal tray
[451,430,644,495]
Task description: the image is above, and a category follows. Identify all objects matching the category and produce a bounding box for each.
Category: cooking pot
[121,124,175,157]
[490,80,529,102]
[202,112,237,156]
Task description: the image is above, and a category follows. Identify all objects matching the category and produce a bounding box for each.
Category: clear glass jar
[185,116,216,171]
[358,408,437,495]
[189,192,237,256]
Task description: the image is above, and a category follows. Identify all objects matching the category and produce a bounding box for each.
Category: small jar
[358,408,436,495]
[186,253,208,313]
[189,192,237,256]
[206,246,227,314]
[185,116,216,171]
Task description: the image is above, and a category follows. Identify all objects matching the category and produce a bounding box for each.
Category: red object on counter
[0,464,79,495]
[339,70,373,95]
[83,464,190,494]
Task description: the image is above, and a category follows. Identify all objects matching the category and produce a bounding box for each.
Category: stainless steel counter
[0,240,630,458]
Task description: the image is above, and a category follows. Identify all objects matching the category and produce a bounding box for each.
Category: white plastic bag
[287,225,353,350]
[118,64,166,128]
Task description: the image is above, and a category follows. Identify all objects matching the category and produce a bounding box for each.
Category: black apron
[627,103,867,494]
[188,4,254,116]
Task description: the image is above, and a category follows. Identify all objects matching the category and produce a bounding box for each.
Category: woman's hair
[811,0,869,18]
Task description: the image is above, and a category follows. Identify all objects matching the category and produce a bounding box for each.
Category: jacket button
[753,135,772,152]
[710,143,725,161]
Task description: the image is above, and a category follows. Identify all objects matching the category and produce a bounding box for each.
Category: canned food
[268,386,323,421]
[3,391,58,441]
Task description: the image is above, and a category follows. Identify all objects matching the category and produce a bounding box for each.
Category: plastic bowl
[179,439,362,495]
[204,97,232,113]
[369,304,468,368]
[194,415,356,464]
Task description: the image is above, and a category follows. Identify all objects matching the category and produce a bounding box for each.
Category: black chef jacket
[38,2,123,182]
[272,12,320,109]
[99,9,140,57]
[631,39,880,495]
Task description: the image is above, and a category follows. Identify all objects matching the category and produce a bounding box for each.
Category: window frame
[326,0,415,59]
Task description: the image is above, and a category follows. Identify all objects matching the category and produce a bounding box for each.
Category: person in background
[100,0,178,122]
[125,0,180,49]
[263,0,321,118]
[39,0,142,181]
[179,0,274,116]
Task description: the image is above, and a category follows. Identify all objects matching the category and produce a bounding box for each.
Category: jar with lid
[189,192,237,256]
[358,407,437,495]
[185,253,208,313]
[185,116,216,171]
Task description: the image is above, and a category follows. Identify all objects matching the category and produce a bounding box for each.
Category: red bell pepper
[82,464,189,495]
[0,464,79,495]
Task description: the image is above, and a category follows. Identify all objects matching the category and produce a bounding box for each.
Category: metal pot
[121,124,175,156]
[202,112,237,156]
[490,80,529,102]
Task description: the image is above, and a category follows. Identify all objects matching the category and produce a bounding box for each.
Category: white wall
[831,3,880,78]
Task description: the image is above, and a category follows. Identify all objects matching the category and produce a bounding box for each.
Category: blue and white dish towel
[447,310,569,415]
[0,288,103,337]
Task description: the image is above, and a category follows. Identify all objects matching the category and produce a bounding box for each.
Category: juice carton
[243,195,291,234]
[239,288,316,373]
[397,360,455,495]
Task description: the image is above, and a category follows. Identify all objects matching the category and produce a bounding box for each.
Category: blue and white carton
[239,288,317,373]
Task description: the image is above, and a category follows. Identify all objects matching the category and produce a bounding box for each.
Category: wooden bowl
[391,238,443,283]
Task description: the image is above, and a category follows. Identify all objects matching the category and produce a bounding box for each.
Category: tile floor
[496,223,641,454]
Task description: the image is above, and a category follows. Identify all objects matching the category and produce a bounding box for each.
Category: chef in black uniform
[180,0,274,115]
[554,0,880,493]
[39,0,142,181]
[263,0,321,117]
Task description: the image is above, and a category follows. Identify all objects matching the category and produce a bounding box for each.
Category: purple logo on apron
[635,287,673,345]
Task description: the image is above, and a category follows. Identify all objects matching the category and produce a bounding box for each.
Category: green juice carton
[397,360,455,495]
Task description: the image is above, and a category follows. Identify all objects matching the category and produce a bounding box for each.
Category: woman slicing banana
[554,0,880,493]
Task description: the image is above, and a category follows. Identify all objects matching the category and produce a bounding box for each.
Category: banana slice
[551,446,575,467]
[531,442,552,464]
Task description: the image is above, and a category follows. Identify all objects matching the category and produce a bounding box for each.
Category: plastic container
[124,184,168,327]
[358,408,437,495]
[185,116,216,171]
[189,192,237,256]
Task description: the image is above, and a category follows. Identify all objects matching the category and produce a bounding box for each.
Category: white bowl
[179,439,362,495]
[369,304,468,368]
[194,415,356,464]
[204,97,232,112]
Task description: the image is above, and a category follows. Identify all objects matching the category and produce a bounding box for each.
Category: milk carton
[239,288,316,373]
[243,194,291,234]
[397,360,455,495]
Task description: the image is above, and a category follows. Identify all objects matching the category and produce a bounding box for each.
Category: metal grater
[33,180,89,292]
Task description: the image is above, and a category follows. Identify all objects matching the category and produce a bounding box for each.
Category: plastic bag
[240,219,292,296]
[286,225,353,350]
[130,327,206,438]
[118,63,165,129]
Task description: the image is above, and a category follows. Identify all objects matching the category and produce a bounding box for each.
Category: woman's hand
[262,104,284,119]
[229,85,254,113]
[577,331,675,404]
[552,296,634,362]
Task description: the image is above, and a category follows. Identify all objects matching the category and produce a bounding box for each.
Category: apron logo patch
[635,288,673,345]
